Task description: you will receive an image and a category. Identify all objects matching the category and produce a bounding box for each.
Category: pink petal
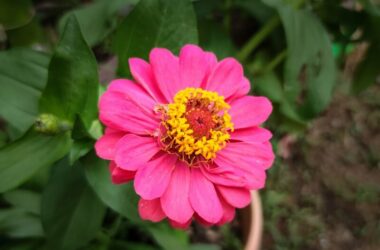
[179,44,210,88]
[216,157,267,190]
[138,198,166,222]
[189,168,223,223]
[149,48,181,102]
[218,141,274,170]
[214,142,274,189]
[129,58,167,103]
[217,185,251,208]
[229,96,273,129]
[169,219,192,229]
[231,127,272,143]
[161,162,193,223]
[226,77,251,102]
[114,134,160,171]
[217,196,235,225]
[194,214,213,227]
[106,79,156,114]
[134,154,177,200]
[200,163,246,188]
[99,80,159,134]
[205,58,244,99]
[109,161,135,184]
[95,130,124,160]
[204,52,218,74]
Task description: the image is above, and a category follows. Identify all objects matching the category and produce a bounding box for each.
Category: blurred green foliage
[0,0,379,249]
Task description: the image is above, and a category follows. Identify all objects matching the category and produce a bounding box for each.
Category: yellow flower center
[158,88,234,166]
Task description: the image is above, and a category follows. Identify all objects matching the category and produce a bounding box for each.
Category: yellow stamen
[160,88,234,165]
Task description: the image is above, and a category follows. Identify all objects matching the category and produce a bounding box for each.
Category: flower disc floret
[160,88,234,165]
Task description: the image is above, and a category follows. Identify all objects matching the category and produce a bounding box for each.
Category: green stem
[224,0,232,32]
[236,0,305,62]
[109,215,122,237]
[237,16,280,62]
[264,50,287,73]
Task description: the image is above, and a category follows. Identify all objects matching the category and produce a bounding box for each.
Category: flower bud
[35,114,72,135]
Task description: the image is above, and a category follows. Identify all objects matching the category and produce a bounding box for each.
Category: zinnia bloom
[95,44,274,228]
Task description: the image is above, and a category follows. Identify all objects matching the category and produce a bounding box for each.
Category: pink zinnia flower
[95,44,274,228]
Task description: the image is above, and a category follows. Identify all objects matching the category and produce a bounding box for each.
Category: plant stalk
[264,49,287,73]
[237,16,280,62]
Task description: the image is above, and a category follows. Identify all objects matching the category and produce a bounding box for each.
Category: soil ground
[261,84,380,249]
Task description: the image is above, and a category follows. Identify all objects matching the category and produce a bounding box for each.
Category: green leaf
[0,240,42,250]
[264,0,336,119]
[190,243,221,250]
[352,43,380,93]
[83,154,140,223]
[111,242,157,250]
[58,0,138,47]
[0,48,49,139]
[6,17,45,47]
[41,159,106,250]
[234,0,276,23]
[113,0,198,76]
[3,189,41,215]
[360,0,380,16]
[0,130,7,148]
[0,208,43,238]
[39,15,99,131]
[0,0,34,30]
[147,223,189,250]
[198,20,236,59]
[84,153,190,250]
[88,120,103,140]
[0,131,71,193]
[254,71,284,103]
[68,140,93,165]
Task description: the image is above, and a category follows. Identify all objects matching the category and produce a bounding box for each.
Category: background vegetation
[0,0,379,249]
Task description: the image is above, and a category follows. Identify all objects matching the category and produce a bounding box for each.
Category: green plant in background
[0,0,379,249]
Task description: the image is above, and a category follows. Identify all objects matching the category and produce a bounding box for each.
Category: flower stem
[236,16,280,62]
[108,215,122,237]
[264,49,287,73]
[236,0,306,62]
[223,0,232,32]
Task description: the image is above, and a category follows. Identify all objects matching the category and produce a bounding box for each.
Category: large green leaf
[58,0,138,47]
[147,223,189,250]
[84,154,190,250]
[41,159,106,250]
[109,242,157,250]
[198,20,236,59]
[0,49,49,139]
[6,17,45,48]
[0,0,34,30]
[83,154,140,223]
[0,131,71,193]
[0,191,43,239]
[0,208,43,238]
[264,0,336,119]
[235,0,276,23]
[360,0,380,16]
[352,14,380,93]
[113,0,198,76]
[0,241,43,250]
[254,71,284,103]
[190,244,221,250]
[352,43,380,93]
[3,189,41,215]
[39,15,99,130]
